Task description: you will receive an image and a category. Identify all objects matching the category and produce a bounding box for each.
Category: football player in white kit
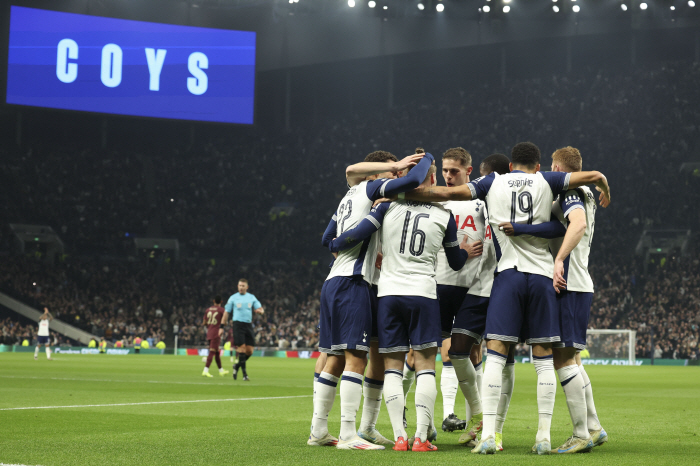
[35,307,53,360]
[434,148,483,432]
[310,151,423,447]
[449,153,516,449]
[310,151,434,450]
[400,142,610,455]
[327,161,473,451]
[503,146,606,453]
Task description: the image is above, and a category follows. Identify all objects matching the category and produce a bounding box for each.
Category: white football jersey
[326,180,388,284]
[38,319,50,336]
[436,200,483,288]
[549,186,596,293]
[468,171,571,278]
[378,200,453,299]
[467,203,497,298]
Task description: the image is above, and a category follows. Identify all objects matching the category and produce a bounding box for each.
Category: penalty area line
[0,395,312,411]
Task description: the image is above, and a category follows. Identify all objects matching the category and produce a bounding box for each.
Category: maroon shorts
[208,337,221,351]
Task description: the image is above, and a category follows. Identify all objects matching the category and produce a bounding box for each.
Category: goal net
[584,329,637,365]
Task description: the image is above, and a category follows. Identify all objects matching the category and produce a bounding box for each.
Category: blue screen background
[6,6,256,124]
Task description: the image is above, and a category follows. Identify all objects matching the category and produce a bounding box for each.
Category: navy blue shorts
[377,295,441,353]
[37,336,50,345]
[452,294,489,344]
[370,285,379,341]
[485,269,560,345]
[437,285,469,338]
[319,276,372,355]
[553,291,592,350]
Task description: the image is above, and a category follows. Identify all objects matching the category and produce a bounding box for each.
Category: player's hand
[373,197,395,207]
[375,252,383,270]
[219,329,224,336]
[43,307,49,313]
[498,222,516,236]
[553,259,567,293]
[255,308,264,315]
[595,185,611,208]
[461,238,483,258]
[392,154,424,176]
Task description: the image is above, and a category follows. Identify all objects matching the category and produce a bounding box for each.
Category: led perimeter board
[6,6,256,124]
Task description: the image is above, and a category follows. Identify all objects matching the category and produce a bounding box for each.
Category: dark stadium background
[1,0,698,362]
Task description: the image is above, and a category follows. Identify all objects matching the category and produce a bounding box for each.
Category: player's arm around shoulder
[567,171,610,207]
[345,153,424,187]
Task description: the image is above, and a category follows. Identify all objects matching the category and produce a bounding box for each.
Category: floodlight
[436,3,445,12]
[573,5,580,12]
[503,5,510,13]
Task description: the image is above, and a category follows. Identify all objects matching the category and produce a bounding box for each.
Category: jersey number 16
[400,211,429,256]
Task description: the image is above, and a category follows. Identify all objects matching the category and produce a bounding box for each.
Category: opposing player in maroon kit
[202,295,230,377]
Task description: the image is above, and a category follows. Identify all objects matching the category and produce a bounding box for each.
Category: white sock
[475,361,483,396]
[557,364,588,439]
[450,354,482,421]
[415,370,437,442]
[203,366,209,373]
[578,364,602,431]
[339,371,364,441]
[46,347,51,358]
[533,355,556,443]
[359,376,383,431]
[384,369,407,441]
[35,347,39,357]
[402,362,415,404]
[480,350,507,439]
[496,362,514,434]
[311,372,339,438]
[440,364,458,419]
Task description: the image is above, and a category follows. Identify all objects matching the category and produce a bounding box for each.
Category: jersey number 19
[510,191,533,224]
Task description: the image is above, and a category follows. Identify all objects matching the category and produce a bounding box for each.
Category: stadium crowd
[1,60,699,358]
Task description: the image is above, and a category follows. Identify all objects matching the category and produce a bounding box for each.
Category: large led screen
[6,6,256,124]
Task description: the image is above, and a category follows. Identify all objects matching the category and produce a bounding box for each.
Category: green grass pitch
[1,353,699,465]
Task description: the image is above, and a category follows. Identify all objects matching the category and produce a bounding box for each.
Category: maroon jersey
[204,306,226,340]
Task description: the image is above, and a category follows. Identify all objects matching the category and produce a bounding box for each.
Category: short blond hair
[552,146,582,172]
[442,147,472,168]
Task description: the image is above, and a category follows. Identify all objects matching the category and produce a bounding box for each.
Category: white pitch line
[0,394,311,411]
[0,463,44,466]
[0,375,309,388]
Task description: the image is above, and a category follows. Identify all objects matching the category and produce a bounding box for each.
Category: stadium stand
[1,61,698,357]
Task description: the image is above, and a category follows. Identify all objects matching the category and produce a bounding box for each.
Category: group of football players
[308,141,611,455]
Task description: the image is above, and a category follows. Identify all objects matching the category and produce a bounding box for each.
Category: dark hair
[442,147,472,168]
[511,142,541,169]
[214,295,222,304]
[414,147,425,154]
[481,153,511,175]
[364,151,398,163]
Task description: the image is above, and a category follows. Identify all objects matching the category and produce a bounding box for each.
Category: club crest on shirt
[475,201,482,212]
[236,303,242,308]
